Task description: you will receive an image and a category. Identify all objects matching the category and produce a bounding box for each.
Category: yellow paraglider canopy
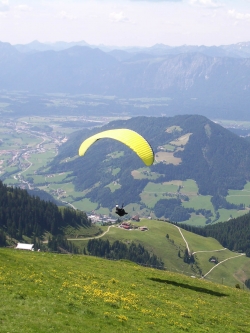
[79,129,154,166]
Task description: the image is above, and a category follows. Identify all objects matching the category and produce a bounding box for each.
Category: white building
[16,243,34,251]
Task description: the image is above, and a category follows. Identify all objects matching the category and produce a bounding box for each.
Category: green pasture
[166,125,182,133]
[45,172,74,183]
[0,153,13,162]
[106,182,121,193]
[180,213,207,226]
[143,181,179,194]
[180,179,198,194]
[3,177,19,185]
[31,175,47,184]
[131,168,162,180]
[159,144,176,151]
[4,132,41,149]
[22,151,55,176]
[107,151,124,159]
[64,224,101,239]
[182,194,214,211]
[1,248,250,333]
[61,156,78,164]
[111,167,120,176]
[140,192,169,208]
[227,182,250,206]
[70,198,98,212]
[3,165,20,175]
[73,220,188,271]
[196,252,248,287]
[182,229,225,253]
[70,218,250,288]
[217,208,248,223]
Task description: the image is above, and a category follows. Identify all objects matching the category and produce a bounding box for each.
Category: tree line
[87,238,164,269]
[0,180,90,244]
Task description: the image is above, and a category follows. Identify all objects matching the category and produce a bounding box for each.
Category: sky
[0,0,250,47]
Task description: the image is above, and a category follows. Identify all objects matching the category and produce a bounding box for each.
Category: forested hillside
[0,181,90,244]
[47,115,250,222]
[180,212,250,256]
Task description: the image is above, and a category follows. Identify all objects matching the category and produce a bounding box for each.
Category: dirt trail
[174,225,191,255]
[43,225,114,244]
[202,253,246,278]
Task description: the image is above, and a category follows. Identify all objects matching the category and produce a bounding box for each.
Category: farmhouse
[139,226,148,231]
[131,215,140,222]
[16,243,34,251]
[120,222,131,230]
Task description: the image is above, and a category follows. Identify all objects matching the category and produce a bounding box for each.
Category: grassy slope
[0,248,250,333]
[70,219,250,287]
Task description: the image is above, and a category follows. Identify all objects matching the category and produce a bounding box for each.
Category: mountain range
[1,41,250,119]
[13,40,250,58]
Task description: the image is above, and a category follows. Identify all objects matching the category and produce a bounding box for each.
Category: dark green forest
[0,180,90,244]
[87,238,164,269]
[179,212,250,256]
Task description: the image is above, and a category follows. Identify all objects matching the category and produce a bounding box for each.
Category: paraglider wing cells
[78,129,154,166]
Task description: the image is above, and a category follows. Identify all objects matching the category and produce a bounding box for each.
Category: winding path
[43,225,115,244]
[173,225,191,255]
[172,226,245,280]
[67,225,114,241]
[193,248,227,255]
[202,253,246,278]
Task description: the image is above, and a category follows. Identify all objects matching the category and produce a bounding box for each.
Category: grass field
[226,182,250,207]
[1,248,250,333]
[70,218,250,287]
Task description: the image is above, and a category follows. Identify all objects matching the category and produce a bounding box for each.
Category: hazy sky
[0,0,250,47]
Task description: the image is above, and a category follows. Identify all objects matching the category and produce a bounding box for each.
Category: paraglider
[78,129,154,166]
[115,204,128,217]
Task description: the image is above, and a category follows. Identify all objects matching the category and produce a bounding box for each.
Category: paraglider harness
[115,204,128,217]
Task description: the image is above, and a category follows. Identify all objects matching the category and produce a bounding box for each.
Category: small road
[43,225,115,244]
[193,248,227,255]
[61,200,77,210]
[67,225,114,241]
[173,225,191,255]
[202,253,246,278]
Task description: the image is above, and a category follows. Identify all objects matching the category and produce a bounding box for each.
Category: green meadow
[70,219,250,287]
[1,248,250,333]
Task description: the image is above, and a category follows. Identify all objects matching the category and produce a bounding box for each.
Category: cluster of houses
[119,221,148,231]
[87,214,117,225]
[88,212,145,225]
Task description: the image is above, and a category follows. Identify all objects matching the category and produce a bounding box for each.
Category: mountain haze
[1,41,250,119]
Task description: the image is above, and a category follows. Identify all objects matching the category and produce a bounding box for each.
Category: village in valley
[87,213,149,231]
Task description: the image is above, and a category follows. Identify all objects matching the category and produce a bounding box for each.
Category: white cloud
[189,0,223,8]
[15,5,32,12]
[109,11,129,23]
[228,9,250,22]
[57,11,77,20]
[0,0,9,12]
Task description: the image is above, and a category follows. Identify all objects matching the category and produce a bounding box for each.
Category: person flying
[115,204,128,217]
